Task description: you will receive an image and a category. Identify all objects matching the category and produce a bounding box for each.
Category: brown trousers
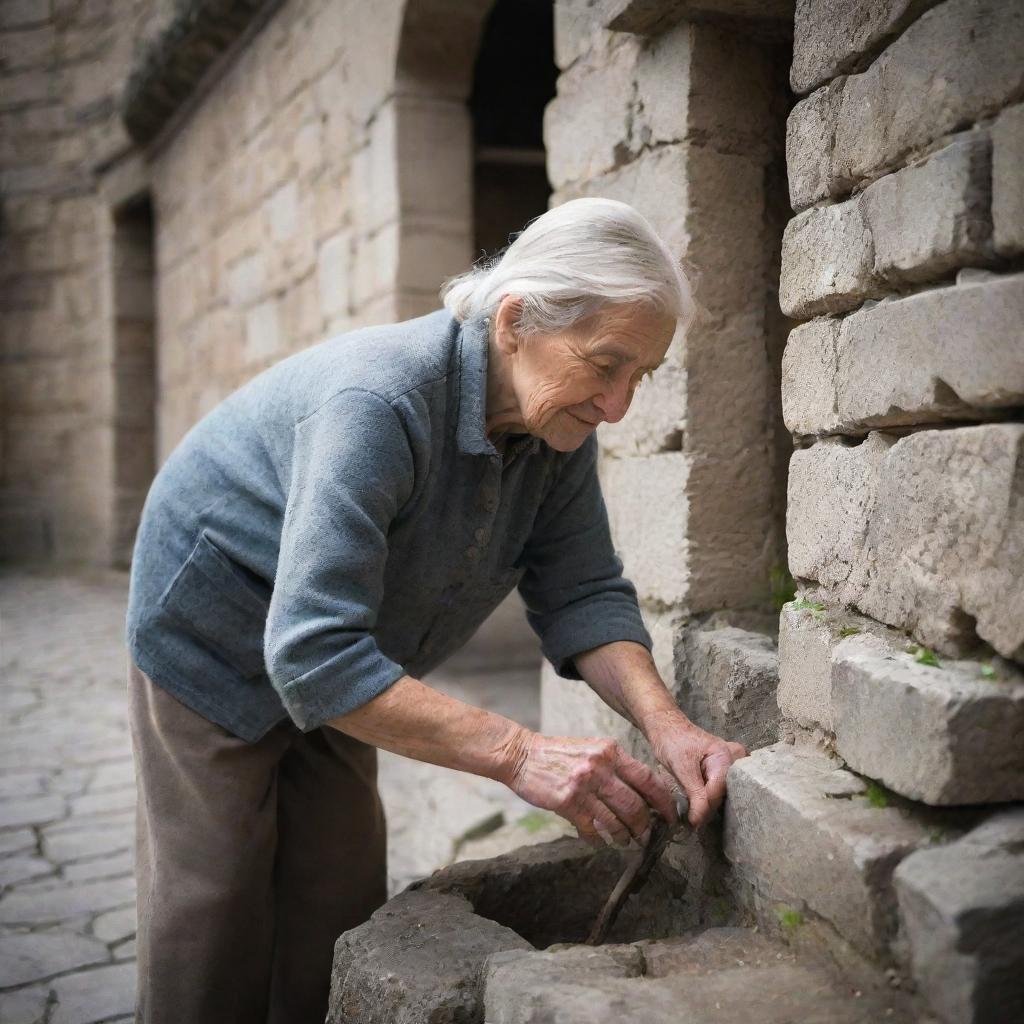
[127,661,387,1024]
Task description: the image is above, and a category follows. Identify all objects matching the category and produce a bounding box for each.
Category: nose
[593,374,635,424]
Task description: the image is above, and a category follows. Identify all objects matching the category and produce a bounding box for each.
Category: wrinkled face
[498,300,677,452]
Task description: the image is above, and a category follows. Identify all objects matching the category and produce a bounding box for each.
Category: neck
[485,323,527,440]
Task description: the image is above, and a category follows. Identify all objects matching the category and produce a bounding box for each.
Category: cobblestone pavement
[0,568,542,1023]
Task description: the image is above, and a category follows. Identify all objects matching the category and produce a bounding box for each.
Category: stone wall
[741,2,1024,1019]
[540,0,792,759]
[0,0,172,563]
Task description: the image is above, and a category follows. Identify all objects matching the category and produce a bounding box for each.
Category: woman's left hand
[644,710,748,829]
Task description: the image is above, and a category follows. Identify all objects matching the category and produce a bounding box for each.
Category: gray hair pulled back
[440,197,693,334]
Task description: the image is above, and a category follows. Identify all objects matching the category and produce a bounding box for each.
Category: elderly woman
[125,197,747,1023]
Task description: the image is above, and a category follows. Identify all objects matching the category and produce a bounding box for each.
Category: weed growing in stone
[864,781,891,808]
[979,663,997,680]
[776,907,804,932]
[838,626,861,638]
[790,597,826,620]
[907,643,941,668]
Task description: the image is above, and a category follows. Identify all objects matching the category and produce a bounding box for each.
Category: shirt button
[474,528,486,542]
[465,546,479,560]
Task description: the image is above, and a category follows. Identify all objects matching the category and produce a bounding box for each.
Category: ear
[494,295,524,354]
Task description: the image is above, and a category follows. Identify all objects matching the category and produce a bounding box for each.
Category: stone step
[778,602,1024,804]
[484,926,910,1023]
[723,743,938,960]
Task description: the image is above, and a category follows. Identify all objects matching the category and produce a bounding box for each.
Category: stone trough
[326,834,911,1024]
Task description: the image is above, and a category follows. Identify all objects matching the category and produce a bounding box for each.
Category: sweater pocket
[157,531,270,678]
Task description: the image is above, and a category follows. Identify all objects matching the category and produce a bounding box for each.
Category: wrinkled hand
[507,732,679,848]
[645,711,748,829]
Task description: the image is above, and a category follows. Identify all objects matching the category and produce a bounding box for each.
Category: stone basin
[326,835,913,1024]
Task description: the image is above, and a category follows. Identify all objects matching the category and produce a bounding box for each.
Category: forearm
[326,675,529,785]
[573,640,693,736]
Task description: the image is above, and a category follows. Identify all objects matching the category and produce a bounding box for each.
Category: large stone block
[780,134,992,318]
[894,809,1024,1024]
[787,426,1024,661]
[677,624,780,752]
[787,0,1024,210]
[791,0,945,95]
[782,273,1024,436]
[779,602,1024,803]
[544,34,642,191]
[327,889,531,1023]
[602,451,689,608]
[992,103,1024,257]
[725,743,932,957]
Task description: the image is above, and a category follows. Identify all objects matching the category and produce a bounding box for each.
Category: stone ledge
[786,0,1024,210]
[780,133,993,319]
[121,0,282,146]
[724,743,934,958]
[787,426,1024,662]
[781,272,1024,437]
[894,808,1024,1024]
[601,0,794,37]
[778,603,1024,804]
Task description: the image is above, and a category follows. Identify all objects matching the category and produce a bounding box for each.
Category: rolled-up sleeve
[518,433,652,679]
[264,388,414,730]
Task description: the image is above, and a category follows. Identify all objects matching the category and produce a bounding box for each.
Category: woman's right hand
[503,729,679,848]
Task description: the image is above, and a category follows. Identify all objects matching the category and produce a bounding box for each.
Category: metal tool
[585,789,689,946]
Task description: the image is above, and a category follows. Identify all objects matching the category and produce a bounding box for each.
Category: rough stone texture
[895,808,1024,1024]
[484,928,906,1023]
[787,426,1024,662]
[791,0,945,95]
[419,836,693,949]
[326,889,532,1024]
[724,743,933,957]
[779,602,1024,804]
[787,0,1024,210]
[484,944,647,1024]
[992,103,1024,256]
[676,624,781,752]
[780,133,993,318]
[777,604,837,731]
[603,452,689,608]
[122,0,284,145]
[782,272,1024,436]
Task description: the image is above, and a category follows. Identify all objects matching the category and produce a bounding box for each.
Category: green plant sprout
[790,597,827,620]
[864,780,891,808]
[838,626,861,638]
[979,663,997,680]
[907,643,941,668]
[776,906,804,931]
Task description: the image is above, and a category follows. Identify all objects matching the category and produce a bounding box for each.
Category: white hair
[440,197,693,335]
